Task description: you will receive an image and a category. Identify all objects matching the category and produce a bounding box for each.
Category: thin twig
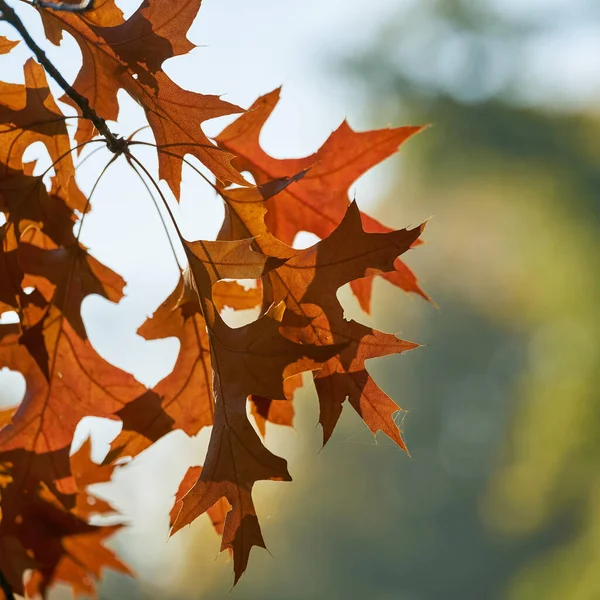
[39,138,104,179]
[129,141,218,190]
[127,153,183,271]
[74,152,118,238]
[33,0,94,12]
[0,0,126,154]
[125,151,183,239]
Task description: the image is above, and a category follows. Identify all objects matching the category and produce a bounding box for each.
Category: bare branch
[0,0,126,154]
[33,0,94,13]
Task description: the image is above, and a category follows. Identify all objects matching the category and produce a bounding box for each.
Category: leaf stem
[0,0,126,154]
[126,153,183,271]
[125,152,183,240]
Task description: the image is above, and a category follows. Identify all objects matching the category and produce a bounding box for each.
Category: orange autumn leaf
[213,279,262,312]
[18,241,126,339]
[109,277,213,460]
[0,0,433,593]
[250,393,296,438]
[216,185,423,448]
[0,307,145,457]
[170,465,231,537]
[171,301,339,582]
[0,59,86,211]
[216,88,428,307]
[0,443,130,597]
[39,0,245,195]
[0,36,18,54]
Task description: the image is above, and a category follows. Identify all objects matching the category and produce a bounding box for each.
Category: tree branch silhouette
[0,0,126,153]
[34,0,94,12]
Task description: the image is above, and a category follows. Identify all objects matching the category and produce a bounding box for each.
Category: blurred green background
[39,0,600,598]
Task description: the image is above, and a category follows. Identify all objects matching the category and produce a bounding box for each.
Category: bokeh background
[1,0,599,598]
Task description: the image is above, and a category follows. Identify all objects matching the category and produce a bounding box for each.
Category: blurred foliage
[130,2,600,598]
[336,0,600,598]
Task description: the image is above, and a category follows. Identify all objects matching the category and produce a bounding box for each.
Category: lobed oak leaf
[0,448,129,597]
[171,302,341,582]
[26,522,130,599]
[20,500,128,599]
[0,59,86,211]
[69,437,119,518]
[0,307,146,462]
[271,203,422,448]
[18,241,126,339]
[169,465,230,537]
[217,88,428,305]
[216,190,423,450]
[40,0,245,194]
[109,277,213,459]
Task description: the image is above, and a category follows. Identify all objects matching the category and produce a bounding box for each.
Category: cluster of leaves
[0,0,429,596]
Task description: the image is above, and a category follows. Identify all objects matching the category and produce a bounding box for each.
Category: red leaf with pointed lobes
[40,0,246,195]
[216,88,429,302]
[0,60,86,211]
[171,300,342,582]
[215,187,424,452]
[18,242,126,339]
[0,307,146,461]
[109,277,213,460]
[170,465,231,537]
[69,437,119,518]
[269,203,423,448]
[0,465,130,598]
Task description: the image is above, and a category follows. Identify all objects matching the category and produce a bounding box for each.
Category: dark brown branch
[33,0,94,12]
[0,0,126,154]
[0,570,15,600]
